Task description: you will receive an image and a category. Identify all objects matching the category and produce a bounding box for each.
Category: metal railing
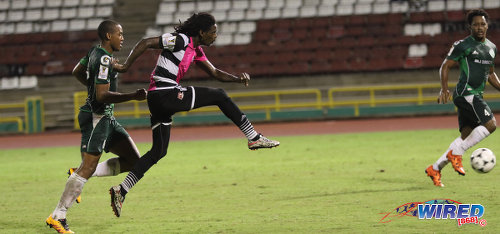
[73,83,500,129]
[0,97,44,133]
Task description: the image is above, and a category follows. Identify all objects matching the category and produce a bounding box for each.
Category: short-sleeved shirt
[148,32,208,91]
[447,36,497,98]
[79,45,118,116]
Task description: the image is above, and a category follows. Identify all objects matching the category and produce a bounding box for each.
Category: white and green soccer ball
[470,148,496,173]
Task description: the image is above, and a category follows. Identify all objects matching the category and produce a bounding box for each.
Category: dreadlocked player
[108,12,279,217]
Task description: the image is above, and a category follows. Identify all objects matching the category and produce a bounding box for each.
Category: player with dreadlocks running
[108,12,279,217]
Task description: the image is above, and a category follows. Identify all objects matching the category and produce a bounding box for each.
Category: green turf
[1,129,499,233]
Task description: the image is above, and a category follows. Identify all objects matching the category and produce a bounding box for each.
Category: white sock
[238,115,258,140]
[92,157,121,177]
[52,173,87,220]
[454,125,490,155]
[433,137,463,171]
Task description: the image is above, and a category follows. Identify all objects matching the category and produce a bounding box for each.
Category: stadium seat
[11,0,28,9]
[214,0,231,11]
[233,0,249,10]
[78,7,96,19]
[318,6,334,16]
[179,1,195,12]
[484,0,500,8]
[391,0,408,13]
[446,0,463,11]
[299,6,317,18]
[336,4,354,16]
[195,1,212,11]
[63,0,80,7]
[264,8,281,19]
[96,6,113,17]
[27,0,43,8]
[246,9,264,20]
[464,0,481,10]
[81,0,98,6]
[227,10,245,21]
[7,10,24,22]
[282,8,300,18]
[427,0,445,12]
[47,0,63,7]
[159,2,176,13]
[42,8,59,21]
[372,2,390,14]
[249,0,267,9]
[355,3,372,15]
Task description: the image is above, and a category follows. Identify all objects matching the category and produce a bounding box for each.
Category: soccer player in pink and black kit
[109,12,279,217]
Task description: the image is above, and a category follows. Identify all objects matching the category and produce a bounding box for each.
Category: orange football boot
[446,150,465,175]
[425,165,444,187]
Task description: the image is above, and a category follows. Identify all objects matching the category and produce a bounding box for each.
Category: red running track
[0,115,473,149]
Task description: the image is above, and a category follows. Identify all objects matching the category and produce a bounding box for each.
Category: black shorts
[147,85,234,126]
[147,86,196,124]
[454,95,494,131]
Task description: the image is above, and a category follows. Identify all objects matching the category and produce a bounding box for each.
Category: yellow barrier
[0,102,24,132]
[73,89,322,129]
[73,83,500,128]
[0,97,44,133]
[0,117,23,132]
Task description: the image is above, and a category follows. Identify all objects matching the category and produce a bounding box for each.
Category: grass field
[1,128,499,233]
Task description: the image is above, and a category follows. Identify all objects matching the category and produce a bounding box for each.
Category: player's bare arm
[487,66,500,91]
[96,83,147,103]
[196,60,250,86]
[72,63,88,86]
[438,59,457,104]
[113,37,162,73]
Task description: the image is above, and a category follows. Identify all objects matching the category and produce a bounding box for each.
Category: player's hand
[112,58,127,73]
[135,88,147,100]
[239,73,250,87]
[437,89,451,104]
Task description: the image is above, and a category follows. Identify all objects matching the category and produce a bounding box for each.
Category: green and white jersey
[79,45,118,116]
[447,36,497,98]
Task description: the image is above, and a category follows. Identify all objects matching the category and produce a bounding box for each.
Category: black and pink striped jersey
[148,32,208,91]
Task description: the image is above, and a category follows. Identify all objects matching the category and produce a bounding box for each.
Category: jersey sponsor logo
[162,34,176,51]
[472,50,479,55]
[98,65,109,80]
[473,59,493,65]
[100,55,111,66]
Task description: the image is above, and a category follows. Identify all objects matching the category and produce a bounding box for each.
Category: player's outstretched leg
[46,214,74,234]
[67,168,82,203]
[248,133,280,150]
[446,150,465,175]
[425,165,444,187]
[109,185,125,217]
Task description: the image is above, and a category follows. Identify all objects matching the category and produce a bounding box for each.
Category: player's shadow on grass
[280,186,425,200]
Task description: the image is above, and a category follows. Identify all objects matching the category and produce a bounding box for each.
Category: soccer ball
[470,148,496,173]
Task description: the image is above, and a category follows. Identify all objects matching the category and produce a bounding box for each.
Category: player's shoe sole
[67,168,82,203]
[425,165,444,187]
[110,185,124,217]
[248,134,280,150]
[46,214,74,233]
[446,150,465,176]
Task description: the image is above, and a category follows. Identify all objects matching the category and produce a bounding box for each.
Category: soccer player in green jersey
[45,20,147,233]
[426,9,500,187]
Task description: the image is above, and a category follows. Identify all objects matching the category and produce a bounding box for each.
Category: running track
[0,115,477,149]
